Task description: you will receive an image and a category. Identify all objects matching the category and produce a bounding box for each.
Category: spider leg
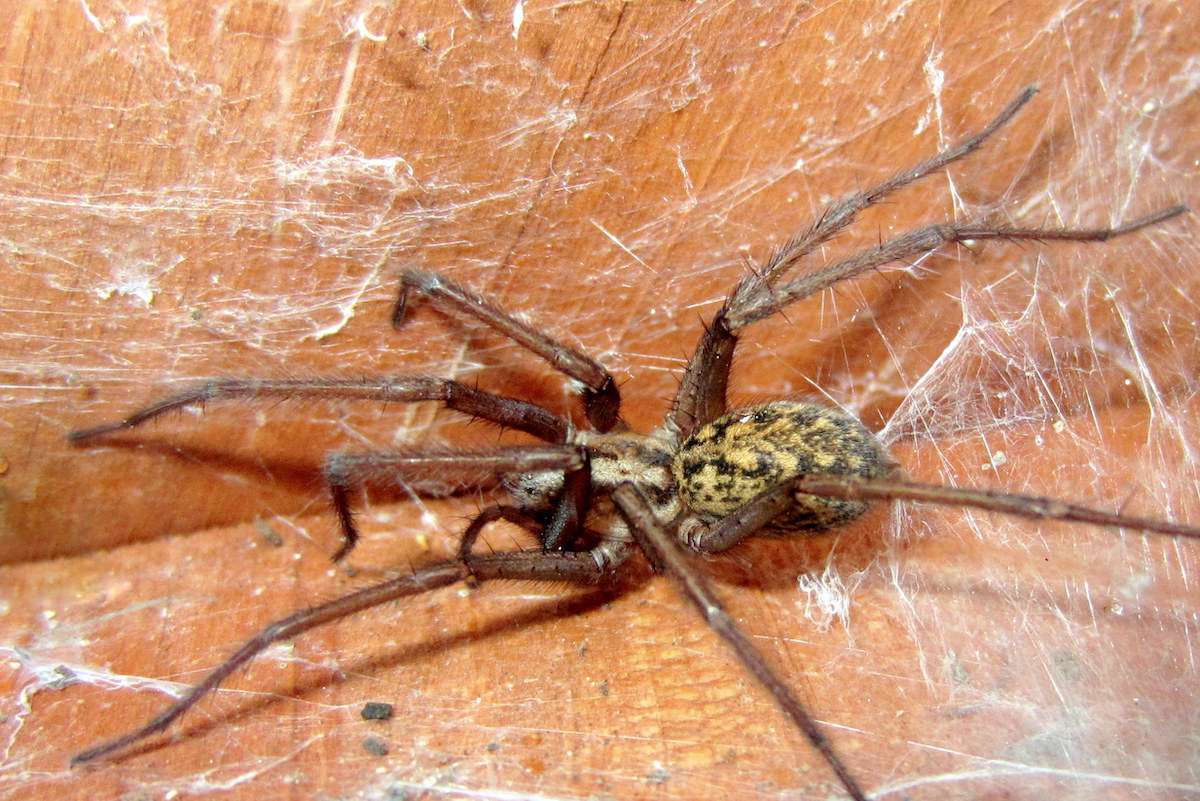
[667,87,1039,440]
[396,269,621,432]
[726,205,1188,330]
[458,503,631,574]
[610,483,871,801]
[456,505,543,557]
[791,474,1200,540]
[757,85,1037,286]
[71,560,465,766]
[67,376,571,444]
[71,535,627,767]
[687,445,1200,553]
[683,480,807,553]
[449,457,595,555]
[323,445,584,561]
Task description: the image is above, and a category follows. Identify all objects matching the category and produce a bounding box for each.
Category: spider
[67,86,1196,801]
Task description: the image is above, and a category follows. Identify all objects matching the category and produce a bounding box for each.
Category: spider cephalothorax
[67,87,1196,801]
[503,428,680,545]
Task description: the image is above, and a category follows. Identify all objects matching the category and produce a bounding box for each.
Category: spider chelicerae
[68,86,1196,801]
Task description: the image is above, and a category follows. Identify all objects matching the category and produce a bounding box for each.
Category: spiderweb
[1,2,1197,800]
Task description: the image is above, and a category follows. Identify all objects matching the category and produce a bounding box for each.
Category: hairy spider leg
[686,477,841,553]
[322,446,584,561]
[455,498,629,568]
[395,269,621,431]
[728,205,1189,330]
[72,535,624,766]
[454,505,544,557]
[611,483,870,801]
[758,86,1038,285]
[324,446,595,560]
[682,467,1200,557]
[67,378,584,561]
[67,376,572,444]
[668,86,1039,438]
[791,475,1200,541]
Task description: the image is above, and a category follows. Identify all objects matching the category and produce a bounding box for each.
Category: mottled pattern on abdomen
[673,400,892,531]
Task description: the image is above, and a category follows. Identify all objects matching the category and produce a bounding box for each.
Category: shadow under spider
[87,579,632,765]
[81,503,895,765]
[695,506,892,591]
[60,435,518,556]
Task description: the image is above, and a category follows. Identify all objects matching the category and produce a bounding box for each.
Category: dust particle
[361,701,394,721]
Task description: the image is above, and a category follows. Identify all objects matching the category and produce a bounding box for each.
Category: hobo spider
[68,86,1195,801]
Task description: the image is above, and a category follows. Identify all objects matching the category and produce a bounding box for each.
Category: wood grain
[1,2,1197,800]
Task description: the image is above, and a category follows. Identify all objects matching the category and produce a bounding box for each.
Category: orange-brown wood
[1,2,1198,800]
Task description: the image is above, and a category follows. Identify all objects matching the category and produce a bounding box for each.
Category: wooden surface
[2,2,1198,800]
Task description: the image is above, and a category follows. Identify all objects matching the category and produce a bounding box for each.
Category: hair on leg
[395,269,621,431]
[322,445,584,561]
[68,376,572,444]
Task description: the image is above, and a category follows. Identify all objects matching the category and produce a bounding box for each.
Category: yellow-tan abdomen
[672,400,892,530]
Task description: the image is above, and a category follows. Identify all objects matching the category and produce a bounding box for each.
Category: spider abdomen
[673,400,893,530]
